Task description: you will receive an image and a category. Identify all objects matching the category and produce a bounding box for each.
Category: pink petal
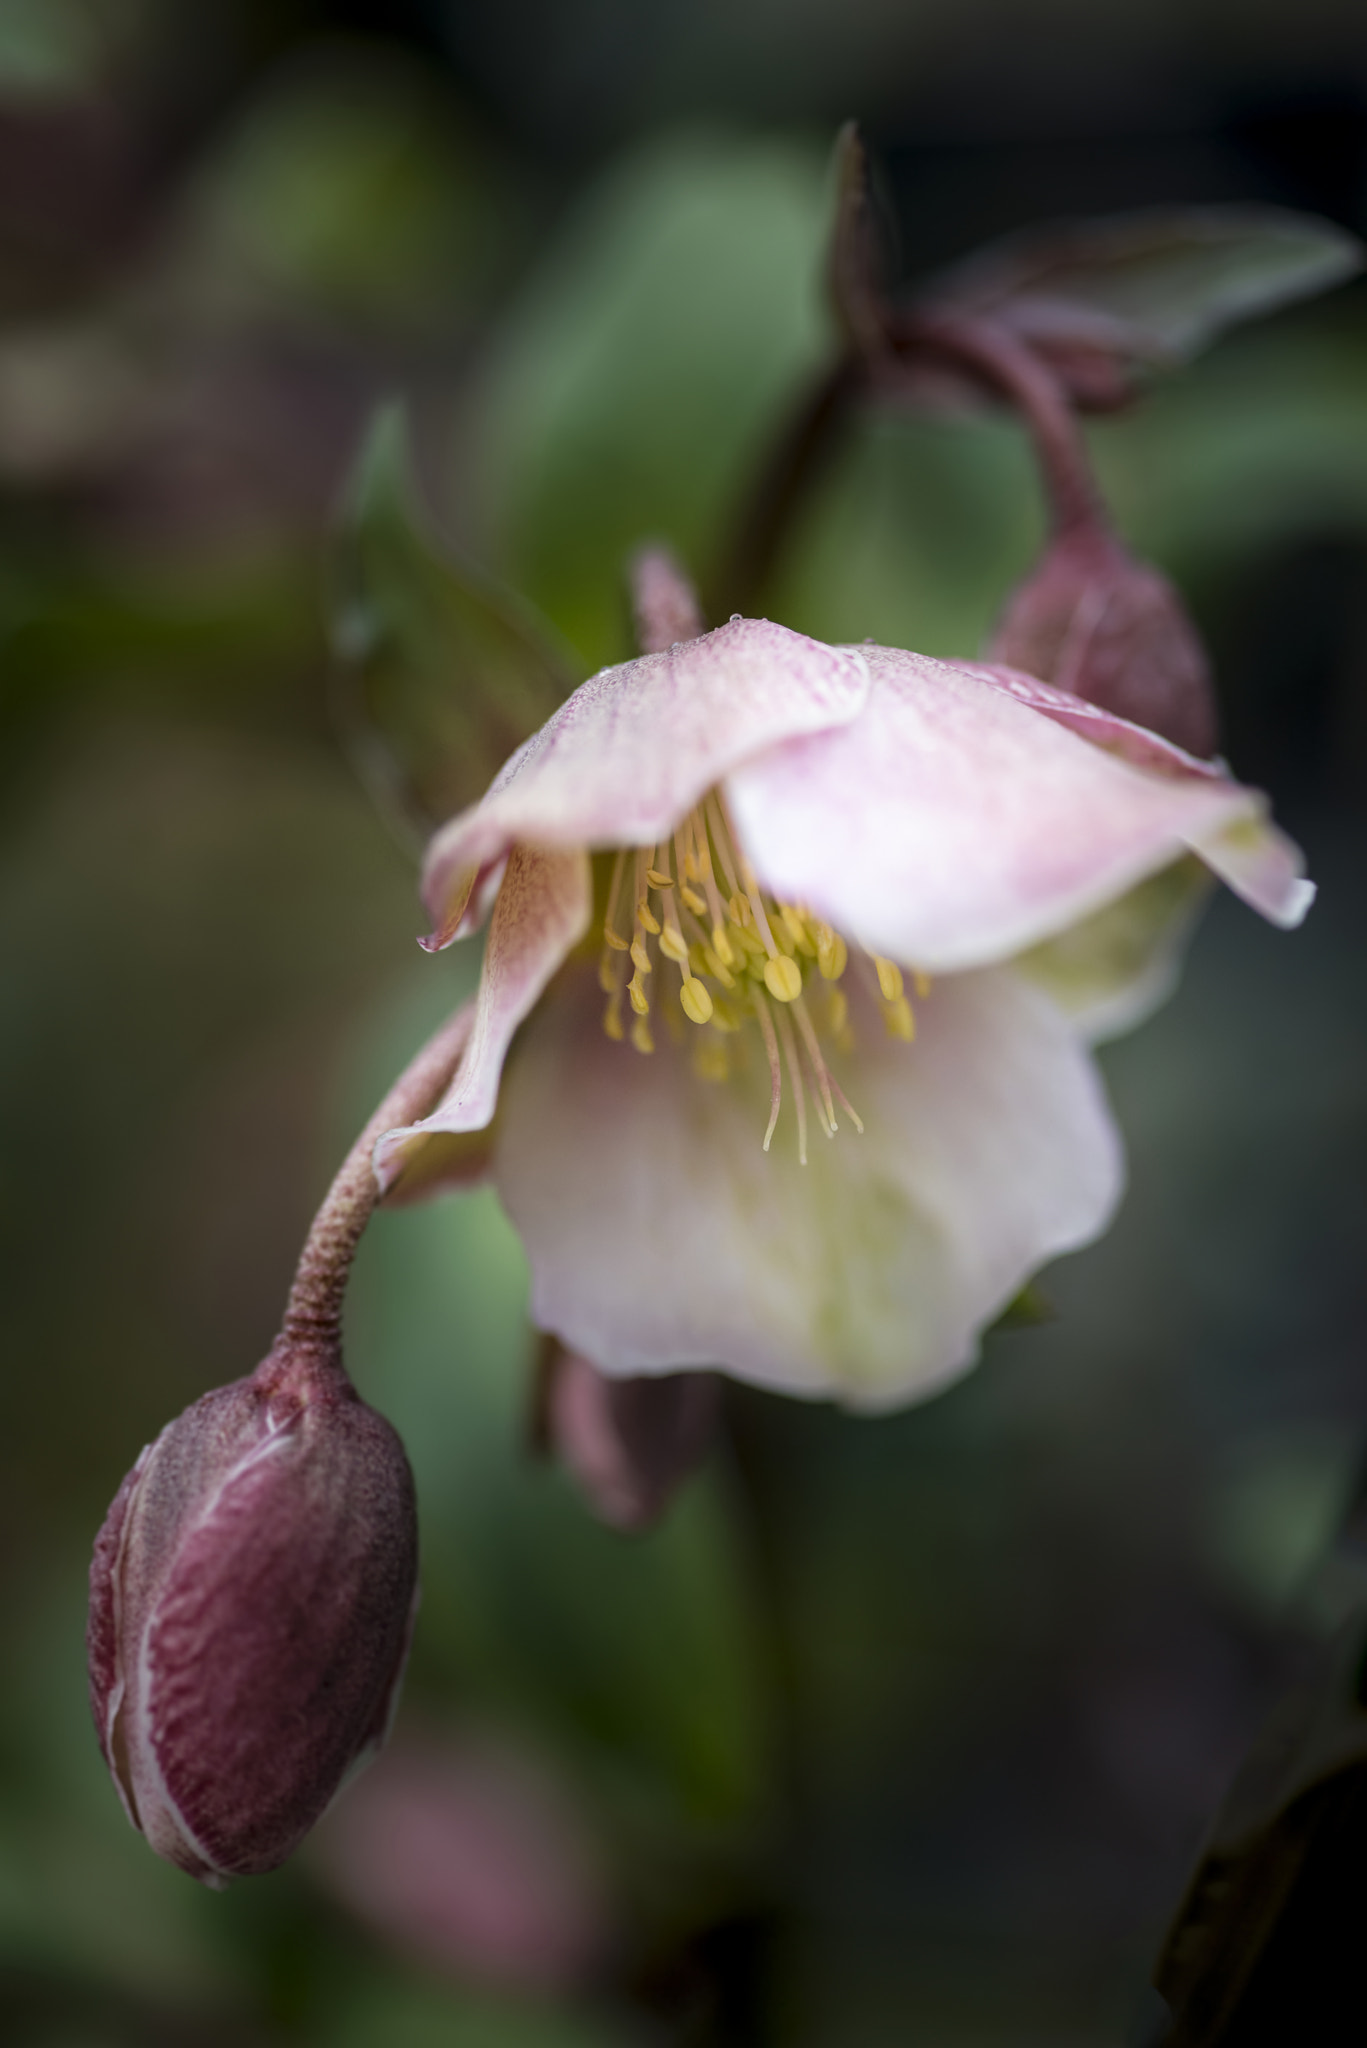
[973,661,1225,779]
[375,845,590,1191]
[420,619,869,947]
[489,963,1124,1410]
[726,645,1310,973]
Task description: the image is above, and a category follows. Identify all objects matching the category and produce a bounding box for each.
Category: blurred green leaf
[925,206,1362,372]
[478,130,834,665]
[191,41,520,334]
[330,404,576,852]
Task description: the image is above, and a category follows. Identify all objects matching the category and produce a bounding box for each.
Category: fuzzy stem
[275,1004,474,1359]
[898,311,1104,535]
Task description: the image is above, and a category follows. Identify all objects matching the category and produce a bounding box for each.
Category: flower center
[595,791,926,1161]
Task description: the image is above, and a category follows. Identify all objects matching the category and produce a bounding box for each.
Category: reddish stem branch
[275,1004,473,1358]
[897,312,1104,535]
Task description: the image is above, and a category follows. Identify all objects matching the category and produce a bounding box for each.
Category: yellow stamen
[599,946,622,995]
[873,956,904,1003]
[884,994,915,1041]
[780,905,816,956]
[680,977,713,1024]
[764,955,803,1003]
[752,989,783,1153]
[595,791,907,1154]
[702,945,736,988]
[914,971,932,999]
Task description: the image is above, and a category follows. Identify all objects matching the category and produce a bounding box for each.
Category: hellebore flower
[377,617,1310,1411]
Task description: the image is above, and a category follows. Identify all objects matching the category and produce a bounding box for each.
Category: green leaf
[923,206,1362,388]
[329,404,576,853]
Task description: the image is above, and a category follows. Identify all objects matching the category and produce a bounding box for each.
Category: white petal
[375,845,590,1191]
[420,619,868,946]
[490,963,1125,1410]
[726,645,1309,973]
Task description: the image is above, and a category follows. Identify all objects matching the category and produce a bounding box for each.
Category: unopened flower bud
[87,1343,418,1886]
[988,521,1218,759]
[542,1347,720,1531]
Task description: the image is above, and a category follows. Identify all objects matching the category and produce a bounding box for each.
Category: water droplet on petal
[729,613,741,623]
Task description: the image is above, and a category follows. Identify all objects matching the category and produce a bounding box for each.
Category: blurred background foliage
[2,1,1367,2043]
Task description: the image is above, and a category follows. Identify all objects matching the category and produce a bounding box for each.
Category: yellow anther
[710,995,742,1032]
[884,995,915,1041]
[680,977,714,1024]
[764,955,803,1003]
[780,905,816,955]
[603,995,624,1040]
[680,883,707,917]
[630,937,652,976]
[710,923,735,967]
[646,866,672,889]
[603,924,630,951]
[636,900,661,935]
[818,932,848,981]
[683,848,700,881]
[729,894,750,926]
[914,971,932,999]
[598,949,620,994]
[826,985,848,1039]
[693,1036,729,1082]
[631,1016,654,1054]
[628,975,650,1016]
[702,946,736,989]
[658,925,689,964]
[873,956,904,1003]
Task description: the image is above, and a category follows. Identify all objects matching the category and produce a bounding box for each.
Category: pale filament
[597,790,921,1159]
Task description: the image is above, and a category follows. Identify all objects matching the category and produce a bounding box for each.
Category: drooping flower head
[377,614,1310,1413]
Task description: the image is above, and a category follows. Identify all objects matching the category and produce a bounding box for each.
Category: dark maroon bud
[88,1348,418,1887]
[86,1343,418,1884]
[988,520,1218,760]
[545,1348,720,1532]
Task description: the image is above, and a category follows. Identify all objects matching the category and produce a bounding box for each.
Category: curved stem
[275,1004,474,1356]
[898,311,1104,535]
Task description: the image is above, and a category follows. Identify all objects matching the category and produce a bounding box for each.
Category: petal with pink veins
[420,619,869,947]
[376,844,590,1191]
[726,645,1310,973]
[491,964,1124,1410]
